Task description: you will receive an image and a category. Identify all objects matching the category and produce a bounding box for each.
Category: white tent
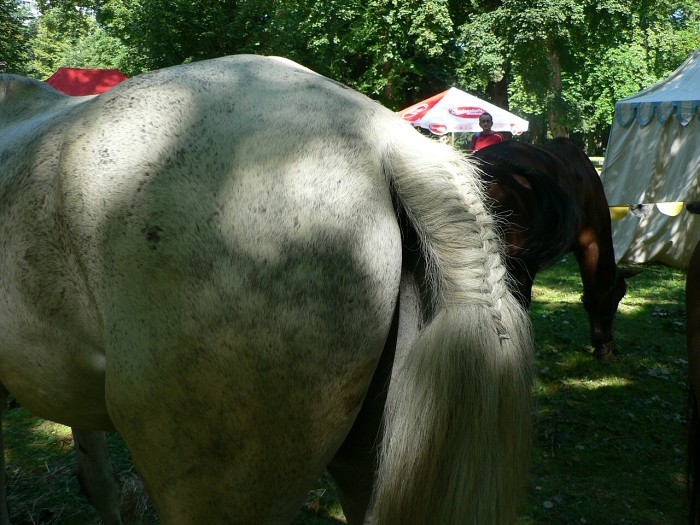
[399,87,529,135]
[601,47,700,268]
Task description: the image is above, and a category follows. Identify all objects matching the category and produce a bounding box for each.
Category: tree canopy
[1,0,31,72]
[3,0,699,152]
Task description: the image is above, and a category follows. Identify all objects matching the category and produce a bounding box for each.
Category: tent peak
[614,47,700,127]
[45,67,128,96]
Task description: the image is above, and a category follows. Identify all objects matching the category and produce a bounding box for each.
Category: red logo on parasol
[449,107,484,118]
[429,123,448,135]
[402,104,430,120]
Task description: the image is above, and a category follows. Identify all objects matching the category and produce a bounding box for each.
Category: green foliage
[97,0,278,73]
[22,3,133,79]
[0,0,32,74]
[455,8,508,93]
[95,0,460,108]
[342,0,457,106]
[455,0,700,144]
[12,0,700,146]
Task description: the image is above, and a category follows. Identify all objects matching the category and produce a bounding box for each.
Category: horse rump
[0,55,534,525]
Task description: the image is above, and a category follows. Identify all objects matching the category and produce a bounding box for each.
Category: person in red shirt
[468,112,504,151]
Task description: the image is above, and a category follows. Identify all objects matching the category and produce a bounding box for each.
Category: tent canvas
[601,47,700,268]
[45,67,128,96]
[399,87,529,136]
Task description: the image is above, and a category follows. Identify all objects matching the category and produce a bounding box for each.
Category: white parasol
[399,87,529,136]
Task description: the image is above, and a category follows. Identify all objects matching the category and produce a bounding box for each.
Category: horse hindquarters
[75,62,404,523]
[53,55,533,523]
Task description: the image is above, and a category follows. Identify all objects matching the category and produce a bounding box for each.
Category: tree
[97,0,459,108]
[23,3,133,79]
[97,0,277,73]
[16,0,700,149]
[343,0,457,107]
[454,0,699,147]
[0,0,32,74]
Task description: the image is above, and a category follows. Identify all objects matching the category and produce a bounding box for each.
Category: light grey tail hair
[372,132,533,525]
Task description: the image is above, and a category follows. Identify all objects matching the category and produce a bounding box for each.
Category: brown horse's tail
[690,385,700,524]
[371,125,534,524]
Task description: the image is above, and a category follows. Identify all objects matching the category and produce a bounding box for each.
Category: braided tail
[372,133,534,525]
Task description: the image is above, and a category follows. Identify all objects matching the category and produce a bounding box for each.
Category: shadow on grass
[522,256,687,525]
[1,257,688,524]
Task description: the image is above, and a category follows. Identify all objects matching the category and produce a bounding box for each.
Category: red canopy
[45,67,128,96]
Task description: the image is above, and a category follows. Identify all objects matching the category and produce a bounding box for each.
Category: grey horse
[0,55,533,524]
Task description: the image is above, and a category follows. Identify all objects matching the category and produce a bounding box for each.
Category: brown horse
[474,138,635,358]
[686,212,700,524]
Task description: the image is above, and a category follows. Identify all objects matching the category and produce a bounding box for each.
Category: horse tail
[689,385,700,524]
[373,131,534,524]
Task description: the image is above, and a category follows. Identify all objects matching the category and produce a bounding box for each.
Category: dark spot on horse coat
[143,225,163,248]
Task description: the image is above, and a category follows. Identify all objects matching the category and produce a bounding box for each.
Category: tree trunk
[547,40,567,138]
[383,60,395,105]
[489,75,509,110]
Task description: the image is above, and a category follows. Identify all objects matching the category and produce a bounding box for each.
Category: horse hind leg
[0,403,121,524]
[327,294,401,525]
[328,256,429,525]
[0,387,10,525]
[71,428,123,525]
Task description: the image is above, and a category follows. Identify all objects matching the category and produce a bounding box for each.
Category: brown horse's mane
[475,147,582,273]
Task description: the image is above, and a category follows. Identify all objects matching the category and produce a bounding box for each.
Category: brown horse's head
[582,266,639,358]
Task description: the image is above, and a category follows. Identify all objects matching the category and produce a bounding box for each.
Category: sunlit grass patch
[559,375,633,390]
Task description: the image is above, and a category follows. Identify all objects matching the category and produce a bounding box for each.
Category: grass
[522,257,687,525]
[1,256,689,524]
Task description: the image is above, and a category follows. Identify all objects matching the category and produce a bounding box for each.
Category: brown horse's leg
[71,429,123,525]
[573,227,613,357]
[687,241,700,524]
[0,388,9,525]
